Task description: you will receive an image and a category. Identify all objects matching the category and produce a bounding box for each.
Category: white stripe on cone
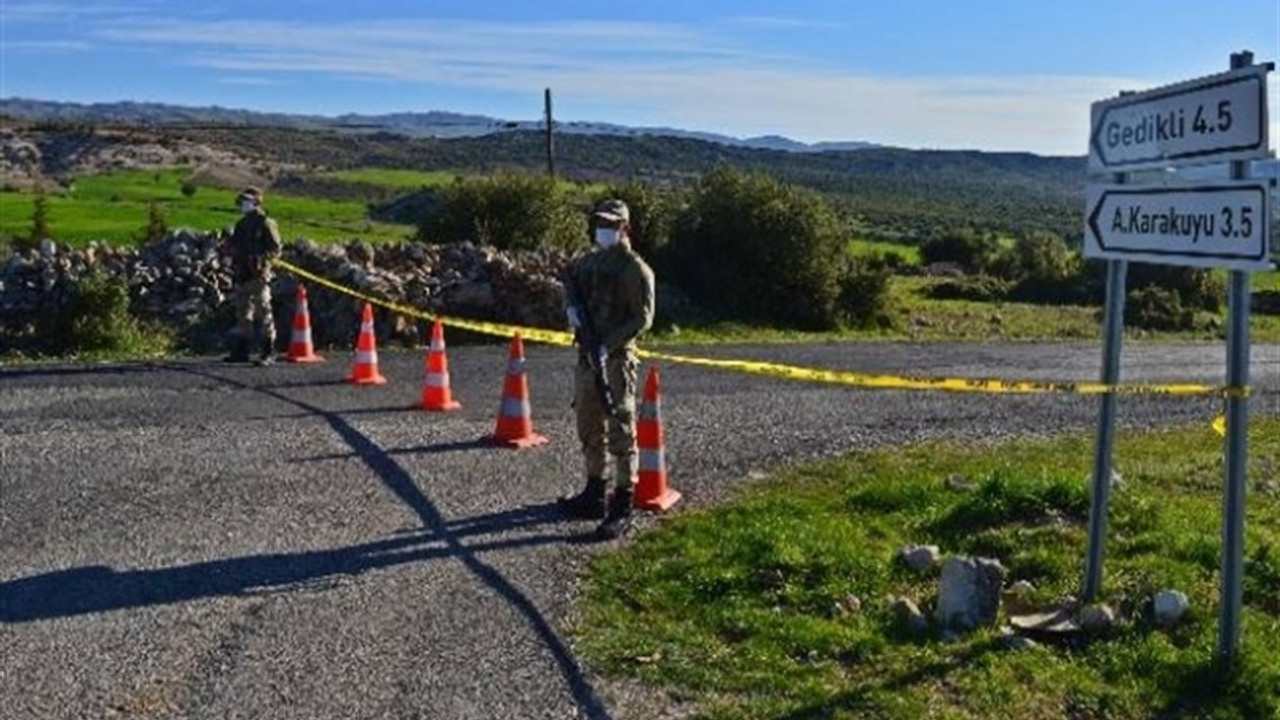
[501,397,530,418]
[640,449,664,471]
[356,350,378,364]
[424,373,449,388]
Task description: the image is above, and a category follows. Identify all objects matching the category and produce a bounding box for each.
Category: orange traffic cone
[634,366,681,511]
[420,320,461,411]
[485,333,548,448]
[284,284,324,363]
[348,302,387,385]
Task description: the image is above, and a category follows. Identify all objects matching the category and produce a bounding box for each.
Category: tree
[667,167,848,330]
[417,172,582,251]
[142,200,168,245]
[21,187,51,253]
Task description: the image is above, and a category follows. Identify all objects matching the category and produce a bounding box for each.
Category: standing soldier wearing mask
[558,199,655,540]
[224,186,283,365]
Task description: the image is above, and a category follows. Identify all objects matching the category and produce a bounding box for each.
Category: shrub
[667,168,847,330]
[180,181,198,198]
[836,257,895,328]
[929,275,1014,302]
[596,180,675,266]
[141,200,167,245]
[919,230,1001,275]
[1125,285,1196,331]
[1127,264,1223,313]
[41,267,159,355]
[417,172,583,251]
[16,189,51,254]
[1004,231,1087,304]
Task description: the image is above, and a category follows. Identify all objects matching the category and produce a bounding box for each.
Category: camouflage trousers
[233,277,276,346]
[575,350,639,490]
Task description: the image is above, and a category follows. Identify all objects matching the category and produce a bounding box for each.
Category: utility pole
[544,88,555,179]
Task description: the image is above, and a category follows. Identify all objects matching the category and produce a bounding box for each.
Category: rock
[840,594,862,614]
[889,595,930,635]
[1001,580,1036,614]
[944,473,975,491]
[0,230,577,354]
[1153,590,1189,627]
[1078,603,1116,632]
[935,556,1005,631]
[1003,634,1038,651]
[898,544,942,572]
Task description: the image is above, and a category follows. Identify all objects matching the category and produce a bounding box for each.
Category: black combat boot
[558,476,608,520]
[255,335,276,366]
[222,335,250,363]
[596,486,634,540]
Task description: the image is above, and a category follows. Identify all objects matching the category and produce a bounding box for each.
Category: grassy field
[317,168,461,189]
[0,167,418,245]
[576,419,1280,720]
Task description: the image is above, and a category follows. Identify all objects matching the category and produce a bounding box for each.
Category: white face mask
[594,227,620,248]
[239,199,257,214]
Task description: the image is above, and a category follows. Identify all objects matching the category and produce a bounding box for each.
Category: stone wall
[0,231,574,352]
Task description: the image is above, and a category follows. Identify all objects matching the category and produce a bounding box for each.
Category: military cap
[592,198,630,224]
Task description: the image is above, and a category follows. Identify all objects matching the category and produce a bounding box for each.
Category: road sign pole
[1083,254,1127,602]
[1217,50,1255,665]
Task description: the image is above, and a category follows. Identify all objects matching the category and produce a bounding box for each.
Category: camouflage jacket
[228,209,282,282]
[565,243,655,353]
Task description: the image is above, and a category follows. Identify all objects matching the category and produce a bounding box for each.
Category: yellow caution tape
[272,258,1241,399]
[1213,415,1228,436]
[275,258,574,347]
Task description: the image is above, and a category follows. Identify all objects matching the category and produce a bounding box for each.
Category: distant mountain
[0,97,877,153]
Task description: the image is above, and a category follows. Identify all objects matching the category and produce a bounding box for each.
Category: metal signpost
[1082,52,1272,664]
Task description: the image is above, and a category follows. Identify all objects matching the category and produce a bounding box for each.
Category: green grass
[317,168,461,190]
[577,419,1280,720]
[0,168,418,245]
[848,237,922,264]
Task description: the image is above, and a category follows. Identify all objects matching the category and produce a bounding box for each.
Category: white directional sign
[1089,66,1270,174]
[1085,182,1271,271]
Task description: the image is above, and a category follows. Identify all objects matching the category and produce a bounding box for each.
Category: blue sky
[2,0,1278,155]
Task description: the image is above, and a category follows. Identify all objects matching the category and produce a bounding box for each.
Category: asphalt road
[2,341,1278,719]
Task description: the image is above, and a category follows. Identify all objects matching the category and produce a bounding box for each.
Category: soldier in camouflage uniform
[223,187,283,365]
[558,199,655,540]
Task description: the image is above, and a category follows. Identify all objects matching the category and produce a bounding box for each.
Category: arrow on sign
[1085,183,1271,271]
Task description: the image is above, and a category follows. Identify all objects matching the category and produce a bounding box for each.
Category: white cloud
[2,39,91,52]
[216,76,278,86]
[39,13,1277,155]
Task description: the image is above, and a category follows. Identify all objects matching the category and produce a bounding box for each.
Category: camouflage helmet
[592,198,630,225]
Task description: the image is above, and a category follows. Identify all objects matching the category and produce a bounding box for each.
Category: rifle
[564,270,622,420]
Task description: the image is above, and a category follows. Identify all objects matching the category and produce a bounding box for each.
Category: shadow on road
[2,363,614,720]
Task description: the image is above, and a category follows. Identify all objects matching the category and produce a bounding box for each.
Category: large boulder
[935,556,1006,631]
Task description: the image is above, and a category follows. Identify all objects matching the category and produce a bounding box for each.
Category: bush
[929,275,1014,302]
[141,200,167,245]
[40,267,161,355]
[1003,231,1087,304]
[836,257,894,328]
[1125,285,1196,331]
[919,230,1001,275]
[667,168,847,330]
[180,181,198,198]
[417,172,583,251]
[1127,264,1223,313]
[596,180,675,266]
